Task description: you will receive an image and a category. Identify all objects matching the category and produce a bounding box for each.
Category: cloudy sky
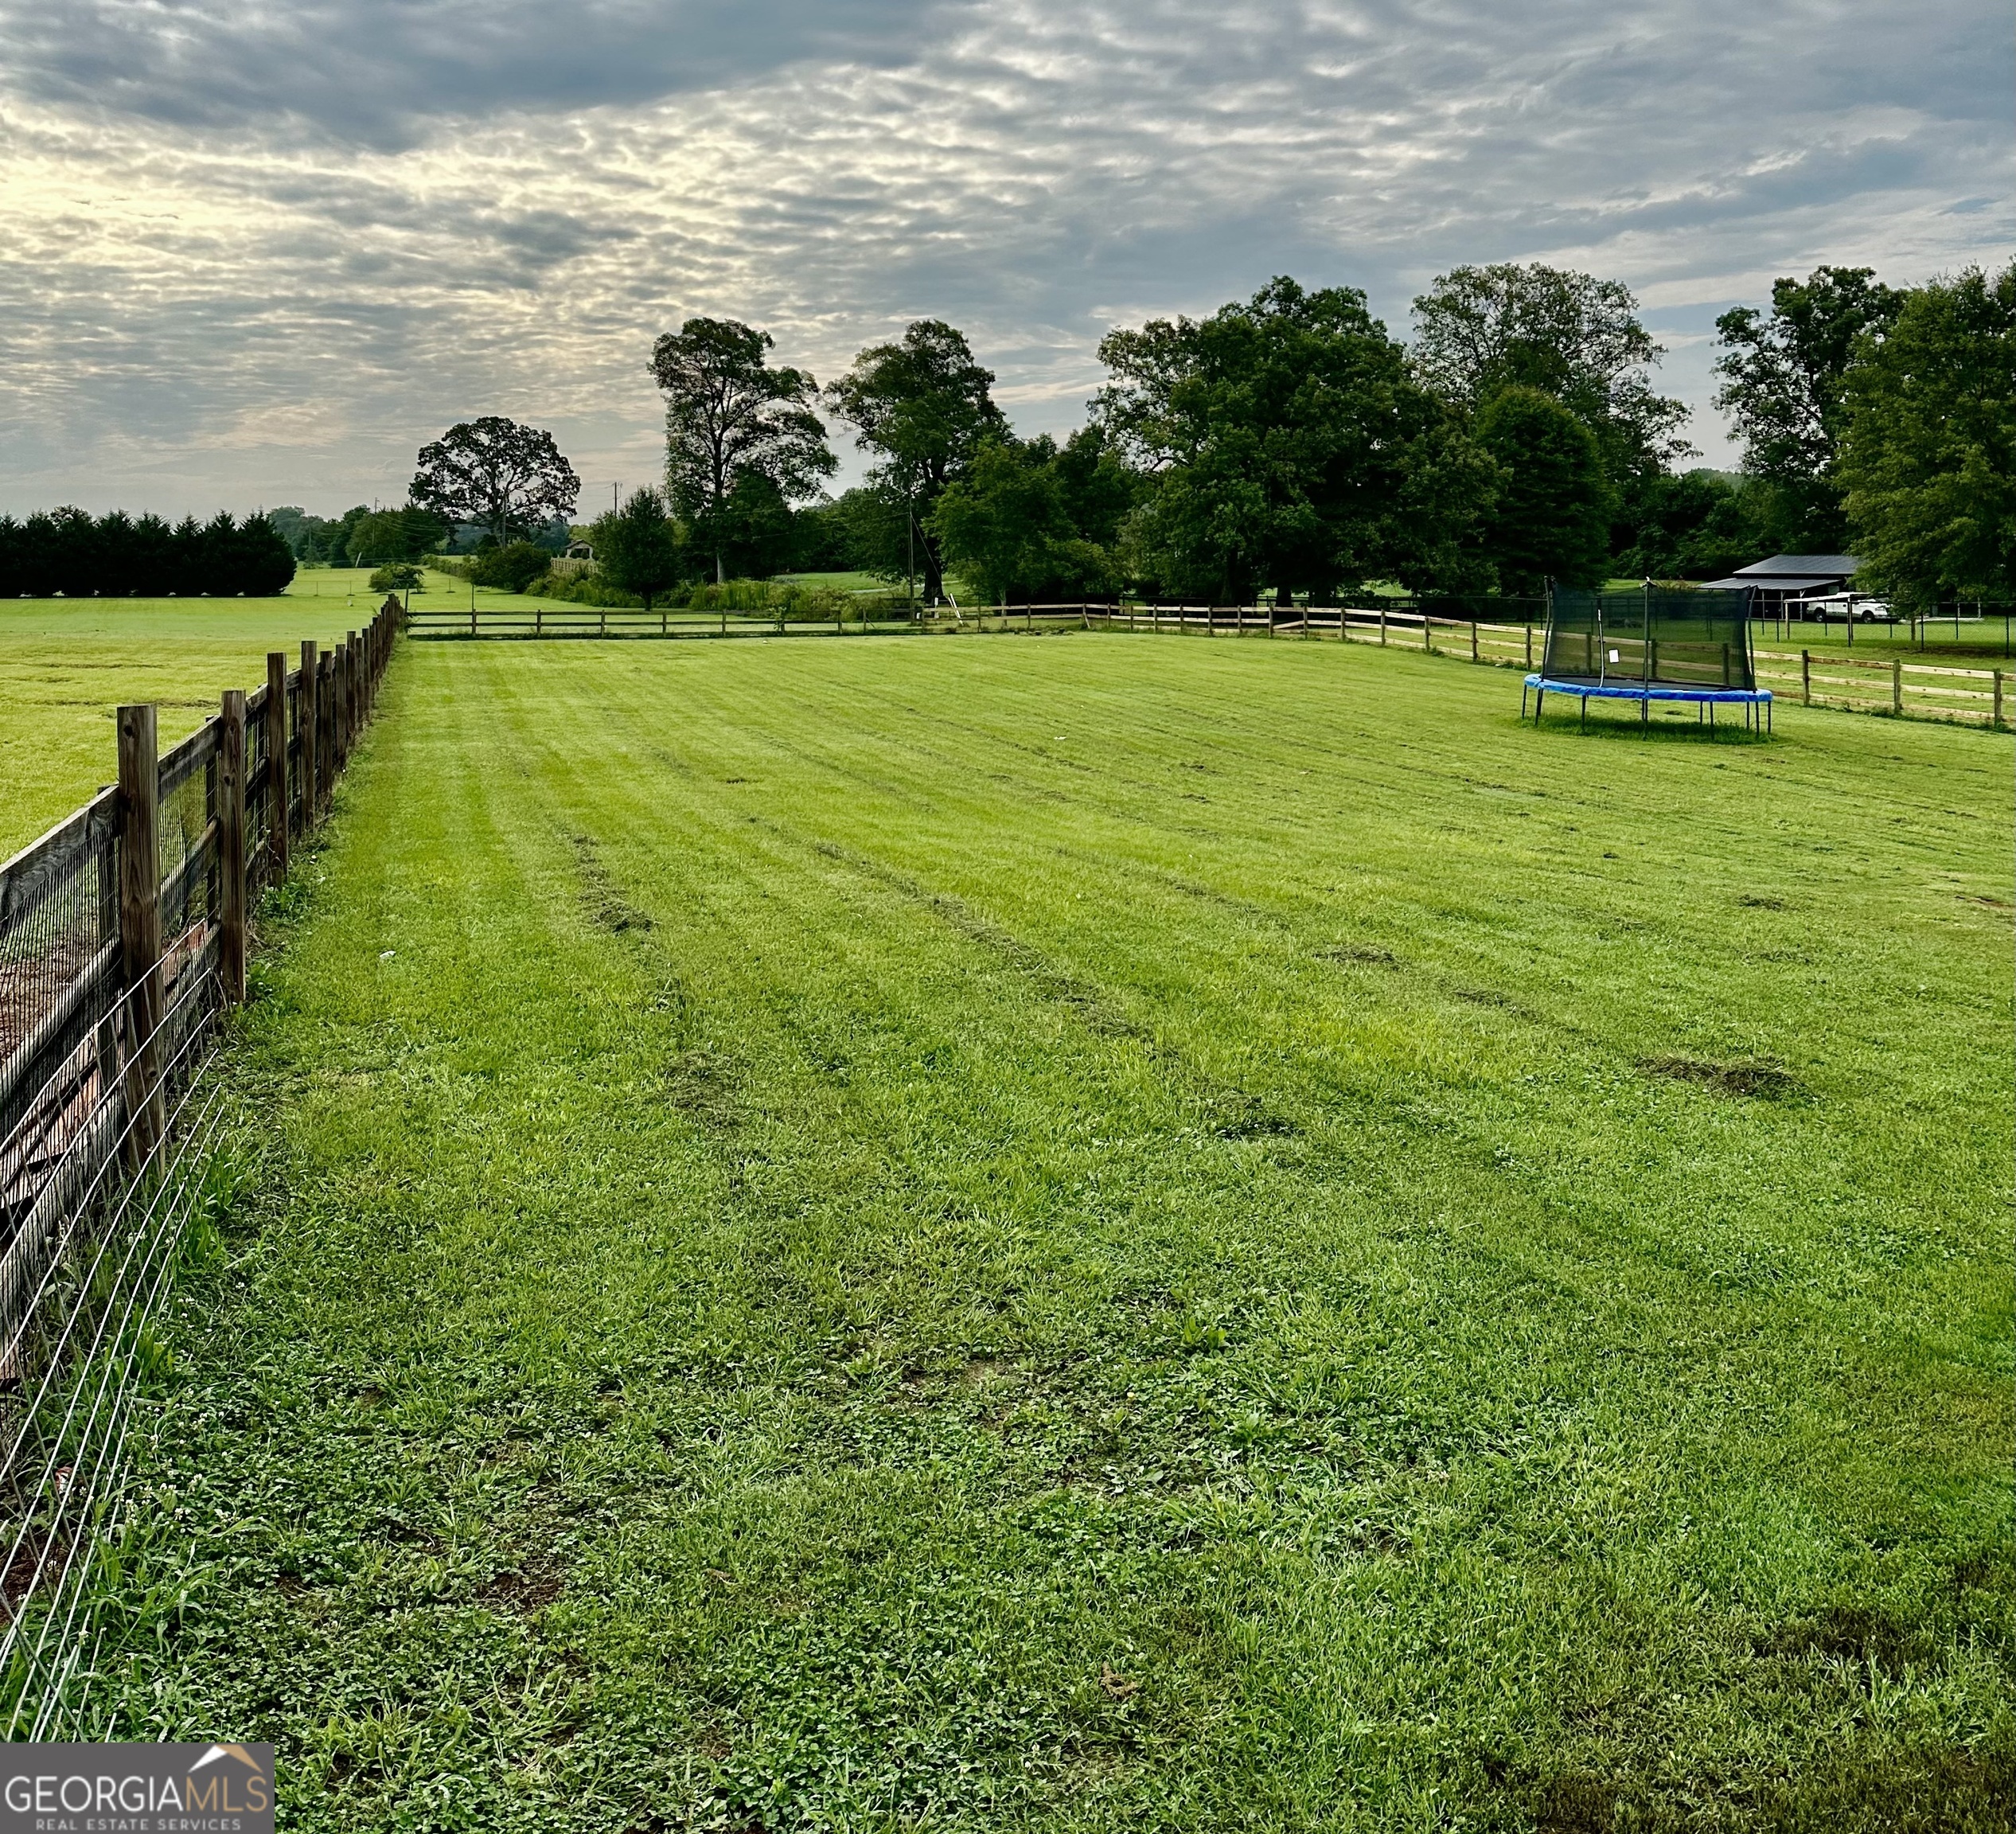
[1,0,2008,518]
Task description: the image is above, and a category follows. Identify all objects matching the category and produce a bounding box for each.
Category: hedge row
[0,508,298,599]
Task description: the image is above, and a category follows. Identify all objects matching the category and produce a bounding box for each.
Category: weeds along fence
[0,595,401,1734]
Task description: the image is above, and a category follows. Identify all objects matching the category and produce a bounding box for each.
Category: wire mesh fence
[0,595,402,1735]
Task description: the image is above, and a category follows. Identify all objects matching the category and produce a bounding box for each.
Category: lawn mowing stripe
[81,633,2012,1830]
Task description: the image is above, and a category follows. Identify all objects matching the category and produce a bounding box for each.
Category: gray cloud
[0,0,953,144]
[0,0,2008,514]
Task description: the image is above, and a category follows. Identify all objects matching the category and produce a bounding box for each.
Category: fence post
[299,640,318,829]
[116,704,165,1166]
[219,690,247,1004]
[1892,657,1902,716]
[348,631,361,751]
[1423,615,1433,654]
[1470,619,1478,662]
[333,642,347,772]
[265,653,288,884]
[1379,606,1386,646]
[1995,669,2004,728]
[1801,650,1811,707]
[1526,622,1533,669]
[318,652,333,812]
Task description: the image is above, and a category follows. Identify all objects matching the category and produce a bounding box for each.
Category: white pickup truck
[1801,594,1894,623]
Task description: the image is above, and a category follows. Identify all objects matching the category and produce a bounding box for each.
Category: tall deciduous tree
[1472,386,1612,594]
[1714,266,1904,550]
[651,318,834,583]
[1840,262,2016,610]
[1609,471,1770,583]
[591,488,685,615]
[930,439,1073,607]
[1096,275,1489,601]
[410,418,580,546]
[1412,263,1692,478]
[826,321,1007,603]
[930,429,1137,604]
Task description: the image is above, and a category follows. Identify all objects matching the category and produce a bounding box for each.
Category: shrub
[368,562,424,592]
[535,572,644,608]
[681,579,879,621]
[469,541,552,593]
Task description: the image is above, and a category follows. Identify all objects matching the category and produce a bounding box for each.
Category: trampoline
[1523,585,1772,733]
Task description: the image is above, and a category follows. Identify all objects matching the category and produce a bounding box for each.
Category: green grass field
[773,570,907,595]
[86,630,2011,1829]
[0,579,394,855]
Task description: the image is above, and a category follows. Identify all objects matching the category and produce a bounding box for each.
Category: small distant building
[1699,554,1859,611]
[565,540,594,560]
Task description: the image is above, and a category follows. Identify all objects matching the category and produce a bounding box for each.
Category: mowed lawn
[102,633,2010,1829]
[0,580,387,855]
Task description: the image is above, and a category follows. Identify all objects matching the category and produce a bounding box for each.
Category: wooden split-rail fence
[0,593,402,1737]
[411,591,2011,731]
[1089,603,2010,730]
[1764,649,2007,728]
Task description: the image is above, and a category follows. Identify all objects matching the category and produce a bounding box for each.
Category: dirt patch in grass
[1755,1602,1924,1668]
[1639,1054,1799,1100]
[484,1563,564,1613]
[661,1048,738,1126]
[1211,1106,1297,1140]
[1316,944,1397,966]
[572,833,653,934]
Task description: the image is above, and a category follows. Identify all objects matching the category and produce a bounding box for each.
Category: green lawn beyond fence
[82,634,2013,1829]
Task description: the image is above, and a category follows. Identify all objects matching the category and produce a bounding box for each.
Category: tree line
[5,259,2005,612]
[268,504,458,566]
[0,509,297,599]
[438,258,2009,614]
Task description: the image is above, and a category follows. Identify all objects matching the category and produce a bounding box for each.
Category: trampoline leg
[1581,694,1587,729]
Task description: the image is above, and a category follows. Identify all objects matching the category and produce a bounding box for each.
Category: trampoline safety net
[1542,587,1755,693]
